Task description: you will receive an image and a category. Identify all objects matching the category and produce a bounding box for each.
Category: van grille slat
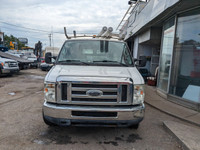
[72,84,117,88]
[72,87,118,92]
[71,94,117,99]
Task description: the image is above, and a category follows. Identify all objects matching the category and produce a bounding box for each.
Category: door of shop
[158,17,175,92]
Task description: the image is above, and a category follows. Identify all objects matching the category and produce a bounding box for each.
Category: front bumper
[43,102,145,127]
[1,67,19,74]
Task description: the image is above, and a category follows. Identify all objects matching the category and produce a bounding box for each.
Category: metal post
[48,34,52,47]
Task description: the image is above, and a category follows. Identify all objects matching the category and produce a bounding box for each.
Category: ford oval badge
[86,90,103,97]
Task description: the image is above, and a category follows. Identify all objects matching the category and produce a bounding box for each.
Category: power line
[48,34,52,47]
[0,20,98,35]
[0,26,48,34]
[0,20,63,34]
[0,27,48,41]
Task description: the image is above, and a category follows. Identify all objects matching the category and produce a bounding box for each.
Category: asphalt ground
[0,69,183,150]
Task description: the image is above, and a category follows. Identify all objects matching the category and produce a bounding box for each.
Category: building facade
[119,0,200,111]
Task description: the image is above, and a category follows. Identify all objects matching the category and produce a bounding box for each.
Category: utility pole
[48,34,52,47]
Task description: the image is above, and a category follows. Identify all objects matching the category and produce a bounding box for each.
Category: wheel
[7,73,13,77]
[0,65,3,76]
[42,112,56,126]
[128,124,139,129]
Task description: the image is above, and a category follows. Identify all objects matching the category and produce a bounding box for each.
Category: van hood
[45,65,144,84]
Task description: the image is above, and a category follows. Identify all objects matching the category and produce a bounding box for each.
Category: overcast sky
[0,0,130,49]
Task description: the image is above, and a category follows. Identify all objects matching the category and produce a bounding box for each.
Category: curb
[144,101,200,127]
[163,121,189,150]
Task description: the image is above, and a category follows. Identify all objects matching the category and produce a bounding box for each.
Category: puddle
[27,75,44,80]
[39,131,48,136]
[8,92,16,96]
[33,139,45,145]
[126,134,142,143]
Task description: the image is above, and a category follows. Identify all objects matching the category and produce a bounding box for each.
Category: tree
[4,34,25,49]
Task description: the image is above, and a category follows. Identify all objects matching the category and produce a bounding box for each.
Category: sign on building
[18,38,28,44]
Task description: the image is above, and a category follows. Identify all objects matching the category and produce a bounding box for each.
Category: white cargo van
[42,27,146,128]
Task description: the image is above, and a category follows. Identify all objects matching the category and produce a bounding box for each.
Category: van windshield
[57,40,133,66]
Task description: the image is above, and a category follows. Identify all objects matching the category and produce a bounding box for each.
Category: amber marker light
[140,90,144,95]
[44,88,48,93]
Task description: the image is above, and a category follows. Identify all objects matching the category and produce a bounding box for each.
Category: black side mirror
[135,56,147,67]
[52,56,57,60]
[45,52,52,64]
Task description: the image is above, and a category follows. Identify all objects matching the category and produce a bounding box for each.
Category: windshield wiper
[93,60,129,66]
[58,60,89,65]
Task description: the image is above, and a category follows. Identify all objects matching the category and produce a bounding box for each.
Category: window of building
[157,17,175,92]
[169,8,200,103]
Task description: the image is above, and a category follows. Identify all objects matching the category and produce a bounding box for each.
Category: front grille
[58,80,132,105]
[71,83,118,103]
[7,62,18,67]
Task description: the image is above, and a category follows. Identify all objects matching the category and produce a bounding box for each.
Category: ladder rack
[64,27,121,40]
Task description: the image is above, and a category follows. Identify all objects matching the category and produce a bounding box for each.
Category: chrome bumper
[2,67,19,74]
[43,102,145,126]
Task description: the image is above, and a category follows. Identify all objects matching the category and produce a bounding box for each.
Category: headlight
[44,83,56,102]
[133,85,145,104]
[4,62,9,67]
[1,62,9,68]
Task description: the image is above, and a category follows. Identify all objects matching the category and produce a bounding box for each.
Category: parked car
[0,56,19,76]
